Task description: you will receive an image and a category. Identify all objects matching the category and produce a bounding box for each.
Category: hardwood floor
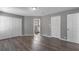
[0,34,79,51]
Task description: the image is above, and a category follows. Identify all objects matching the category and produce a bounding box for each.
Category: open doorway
[33,18,40,36]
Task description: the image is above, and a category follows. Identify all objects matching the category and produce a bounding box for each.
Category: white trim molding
[22,34,34,36]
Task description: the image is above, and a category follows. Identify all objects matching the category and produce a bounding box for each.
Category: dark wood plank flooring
[0,35,79,51]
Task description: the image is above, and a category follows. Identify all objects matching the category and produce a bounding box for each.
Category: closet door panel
[0,15,22,39]
[51,16,61,38]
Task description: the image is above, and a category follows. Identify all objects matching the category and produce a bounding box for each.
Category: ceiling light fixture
[32,7,36,10]
[31,7,39,11]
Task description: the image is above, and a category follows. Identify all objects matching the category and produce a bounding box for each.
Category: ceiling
[0,7,78,16]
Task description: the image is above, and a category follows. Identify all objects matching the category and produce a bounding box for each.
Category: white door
[51,16,61,38]
[67,13,79,43]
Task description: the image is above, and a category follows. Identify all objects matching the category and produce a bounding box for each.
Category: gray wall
[23,16,41,36]
[40,16,51,36]
[23,16,51,37]
[23,16,33,36]
[41,8,79,39]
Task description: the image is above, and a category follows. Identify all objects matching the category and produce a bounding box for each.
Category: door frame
[33,18,40,35]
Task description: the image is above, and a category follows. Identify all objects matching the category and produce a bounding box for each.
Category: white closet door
[67,14,74,42]
[67,13,79,43]
[51,16,61,38]
[0,15,22,39]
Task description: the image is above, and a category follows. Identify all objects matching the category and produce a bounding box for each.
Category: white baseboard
[41,35,79,44]
[22,34,33,36]
[60,38,67,41]
[41,34,52,37]
[0,35,19,40]
[0,34,33,40]
[41,34,67,41]
[60,38,79,44]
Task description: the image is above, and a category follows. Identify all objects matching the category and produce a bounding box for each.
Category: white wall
[0,14,22,39]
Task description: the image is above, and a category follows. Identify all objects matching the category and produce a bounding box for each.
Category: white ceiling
[0,7,78,16]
